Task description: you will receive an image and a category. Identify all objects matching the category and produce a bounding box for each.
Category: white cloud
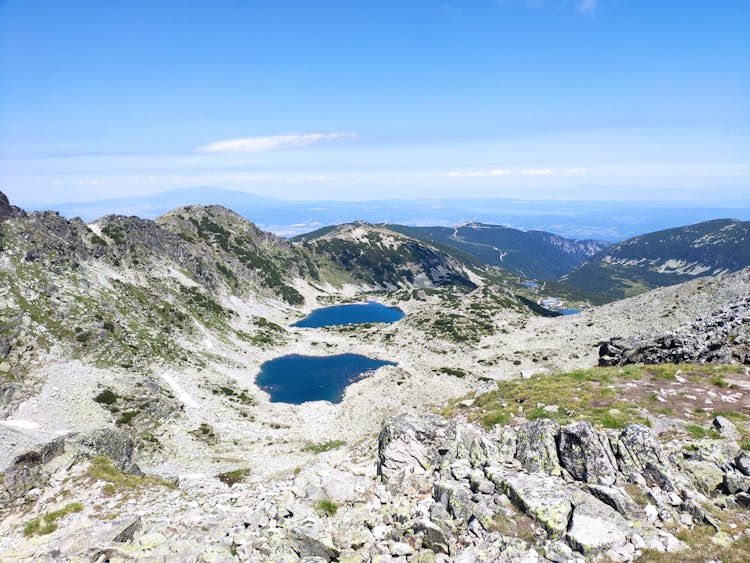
[522,169,553,176]
[197,132,358,153]
[566,168,588,175]
[577,0,598,15]
[446,169,511,178]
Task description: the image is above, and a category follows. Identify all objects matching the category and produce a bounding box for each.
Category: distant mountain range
[20,187,750,241]
[562,219,750,301]
[383,223,610,280]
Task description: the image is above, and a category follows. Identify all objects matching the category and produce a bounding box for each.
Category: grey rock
[682,498,720,531]
[713,416,741,440]
[70,427,141,475]
[0,191,25,222]
[490,425,517,462]
[566,498,630,554]
[433,481,474,522]
[453,533,537,563]
[735,492,750,507]
[500,471,573,538]
[598,297,750,366]
[515,418,562,476]
[289,530,340,561]
[723,472,750,494]
[587,485,640,518]
[543,540,576,563]
[113,516,142,543]
[452,422,502,469]
[413,519,450,555]
[558,421,617,485]
[683,460,724,496]
[615,424,672,488]
[2,437,65,500]
[377,414,451,487]
[469,469,495,494]
[735,451,750,476]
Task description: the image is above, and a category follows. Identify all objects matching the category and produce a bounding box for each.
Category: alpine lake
[256,303,404,404]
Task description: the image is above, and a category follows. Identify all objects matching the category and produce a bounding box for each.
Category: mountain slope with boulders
[563,219,750,302]
[295,222,477,289]
[2,189,750,561]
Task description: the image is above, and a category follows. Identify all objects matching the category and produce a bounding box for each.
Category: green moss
[302,440,345,454]
[315,498,338,517]
[685,423,720,439]
[86,456,175,491]
[217,468,251,486]
[23,502,83,537]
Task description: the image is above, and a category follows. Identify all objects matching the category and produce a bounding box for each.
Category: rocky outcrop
[375,413,750,560]
[0,191,25,222]
[1,437,65,501]
[599,297,750,366]
[70,427,142,475]
[1,427,141,504]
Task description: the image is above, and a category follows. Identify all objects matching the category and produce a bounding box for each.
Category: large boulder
[515,418,562,476]
[69,427,141,475]
[377,414,452,487]
[1,437,65,501]
[377,414,500,490]
[558,421,617,486]
[565,496,631,554]
[614,423,673,489]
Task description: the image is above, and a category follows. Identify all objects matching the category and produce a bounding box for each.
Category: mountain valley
[0,191,749,562]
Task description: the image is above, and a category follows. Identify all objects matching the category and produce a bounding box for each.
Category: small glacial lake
[559,308,581,315]
[292,302,405,328]
[255,353,396,404]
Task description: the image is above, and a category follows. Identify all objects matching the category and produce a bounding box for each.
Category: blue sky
[1,0,748,206]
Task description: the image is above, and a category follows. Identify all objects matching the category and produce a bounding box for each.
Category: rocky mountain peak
[0,191,26,222]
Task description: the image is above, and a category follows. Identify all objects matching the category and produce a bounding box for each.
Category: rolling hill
[562,218,750,301]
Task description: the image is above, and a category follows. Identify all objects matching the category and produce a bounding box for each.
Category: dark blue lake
[292,302,405,328]
[255,353,396,404]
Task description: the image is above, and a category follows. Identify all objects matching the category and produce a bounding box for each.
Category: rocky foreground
[1,404,749,561]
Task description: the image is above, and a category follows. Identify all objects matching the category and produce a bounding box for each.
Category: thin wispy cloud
[577,0,598,15]
[197,132,358,153]
[446,169,510,178]
[497,0,599,14]
[446,168,585,178]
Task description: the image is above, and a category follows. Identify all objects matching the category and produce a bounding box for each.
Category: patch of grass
[623,483,650,508]
[315,498,338,517]
[685,423,720,439]
[23,502,83,537]
[302,440,345,454]
[93,389,118,405]
[217,468,251,486]
[86,456,175,492]
[710,374,729,388]
[640,525,750,562]
[442,366,650,430]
